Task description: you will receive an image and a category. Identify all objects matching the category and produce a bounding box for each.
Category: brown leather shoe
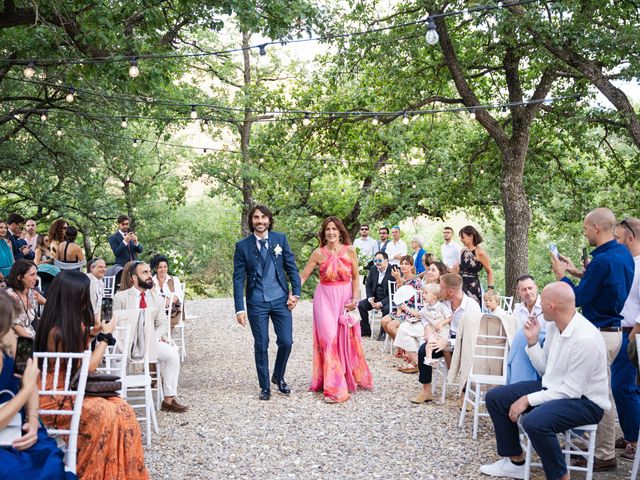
[616,436,629,449]
[161,399,188,413]
[621,443,637,461]
[410,391,433,404]
[572,456,617,471]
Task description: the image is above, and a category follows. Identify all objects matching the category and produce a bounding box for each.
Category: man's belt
[622,326,633,333]
[598,326,621,332]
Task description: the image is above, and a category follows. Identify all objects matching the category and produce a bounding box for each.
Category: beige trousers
[595,331,622,460]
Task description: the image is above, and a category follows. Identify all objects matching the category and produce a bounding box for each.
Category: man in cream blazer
[113,261,187,413]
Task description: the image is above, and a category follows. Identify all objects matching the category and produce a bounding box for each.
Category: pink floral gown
[309,246,373,401]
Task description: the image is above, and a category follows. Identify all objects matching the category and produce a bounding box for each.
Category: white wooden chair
[35,350,91,475]
[520,421,598,480]
[172,282,187,362]
[383,280,397,353]
[101,275,116,299]
[499,295,514,314]
[631,334,640,480]
[458,315,510,439]
[431,338,456,403]
[96,324,132,386]
[111,309,159,446]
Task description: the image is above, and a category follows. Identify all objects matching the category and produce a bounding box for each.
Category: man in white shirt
[612,217,640,459]
[440,226,462,268]
[353,224,377,261]
[22,218,38,253]
[385,226,407,266]
[480,282,610,480]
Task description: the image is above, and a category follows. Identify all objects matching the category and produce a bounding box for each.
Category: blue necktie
[259,239,268,266]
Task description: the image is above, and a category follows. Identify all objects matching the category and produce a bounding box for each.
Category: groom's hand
[236,312,247,327]
[287,295,298,310]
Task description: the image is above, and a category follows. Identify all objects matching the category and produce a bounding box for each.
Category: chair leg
[632,428,640,480]
[523,433,532,480]
[458,384,470,427]
[180,324,186,362]
[440,364,447,404]
[144,387,152,446]
[585,429,597,480]
[472,382,481,440]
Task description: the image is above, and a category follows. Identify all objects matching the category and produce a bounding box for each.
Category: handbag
[167,278,182,327]
[71,372,121,398]
[0,390,23,446]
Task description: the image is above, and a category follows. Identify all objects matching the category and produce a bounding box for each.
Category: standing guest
[376,227,390,254]
[6,214,34,261]
[551,207,634,471]
[151,254,183,329]
[300,216,373,403]
[0,291,73,480]
[108,215,143,267]
[34,234,53,265]
[21,219,38,254]
[0,220,15,284]
[612,217,640,461]
[54,226,86,270]
[453,225,494,306]
[113,261,187,412]
[441,226,462,269]
[353,224,377,262]
[233,205,301,401]
[36,271,149,480]
[47,219,67,259]
[357,251,393,338]
[410,236,426,275]
[5,260,46,338]
[386,226,408,266]
[86,258,107,331]
[479,282,609,480]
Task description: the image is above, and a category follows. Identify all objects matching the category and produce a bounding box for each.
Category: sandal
[399,364,418,374]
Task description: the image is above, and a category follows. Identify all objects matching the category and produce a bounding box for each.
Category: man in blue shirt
[552,207,634,472]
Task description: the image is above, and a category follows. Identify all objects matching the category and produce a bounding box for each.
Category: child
[483,289,504,314]
[420,284,452,366]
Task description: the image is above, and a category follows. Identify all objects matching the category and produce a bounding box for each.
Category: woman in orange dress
[300,216,373,403]
[35,270,149,480]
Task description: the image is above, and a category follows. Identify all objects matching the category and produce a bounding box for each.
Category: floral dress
[390,276,423,322]
[460,248,483,305]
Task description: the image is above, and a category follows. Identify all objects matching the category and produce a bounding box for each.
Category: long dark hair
[48,218,67,243]
[247,204,274,233]
[34,271,94,355]
[0,290,20,353]
[318,216,351,247]
[150,254,170,274]
[6,259,36,292]
[459,225,483,246]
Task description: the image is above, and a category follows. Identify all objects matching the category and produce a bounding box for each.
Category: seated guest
[113,261,187,413]
[394,283,451,373]
[34,234,53,265]
[53,226,86,270]
[483,289,504,314]
[358,251,393,339]
[480,282,609,480]
[410,273,481,404]
[5,260,46,338]
[35,271,149,480]
[507,275,546,385]
[381,255,423,343]
[0,220,15,286]
[87,258,107,332]
[47,219,67,259]
[6,214,34,261]
[0,291,72,479]
[150,254,183,330]
[410,236,426,275]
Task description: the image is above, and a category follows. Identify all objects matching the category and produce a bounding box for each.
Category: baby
[418,283,451,366]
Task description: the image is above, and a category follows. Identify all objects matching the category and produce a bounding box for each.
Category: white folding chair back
[172,281,187,362]
[499,296,514,314]
[383,281,397,353]
[458,314,510,439]
[35,350,91,474]
[96,324,132,382]
[102,275,116,299]
[632,334,640,480]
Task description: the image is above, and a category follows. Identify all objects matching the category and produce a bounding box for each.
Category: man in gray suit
[113,261,187,412]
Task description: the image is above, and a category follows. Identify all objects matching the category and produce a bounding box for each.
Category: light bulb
[40,112,47,122]
[323,161,328,169]
[23,62,36,79]
[402,113,410,125]
[203,148,208,154]
[56,129,63,137]
[129,58,140,78]
[258,44,267,56]
[425,18,439,45]
[65,88,75,103]
[190,106,198,119]
[259,158,264,164]
[437,167,442,173]
[121,117,128,128]
[453,176,458,182]
[412,183,416,189]
[302,114,311,126]
[132,138,139,148]
[291,122,298,132]
[480,169,485,175]
[372,116,379,126]
[469,109,476,120]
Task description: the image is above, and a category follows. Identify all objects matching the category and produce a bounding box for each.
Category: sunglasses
[374,259,384,263]
[360,227,369,231]
[620,219,636,238]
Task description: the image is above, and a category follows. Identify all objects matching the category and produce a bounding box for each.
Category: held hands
[523,314,541,346]
[508,395,530,423]
[287,295,298,310]
[236,312,247,327]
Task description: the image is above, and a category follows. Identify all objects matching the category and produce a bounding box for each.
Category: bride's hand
[345,300,357,311]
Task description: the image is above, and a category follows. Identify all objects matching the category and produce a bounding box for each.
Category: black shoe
[376,332,386,341]
[259,388,271,400]
[271,377,291,395]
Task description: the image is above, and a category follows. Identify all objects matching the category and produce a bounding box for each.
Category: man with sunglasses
[353,224,377,262]
[358,251,392,338]
[613,217,640,461]
[551,207,634,471]
[108,215,143,267]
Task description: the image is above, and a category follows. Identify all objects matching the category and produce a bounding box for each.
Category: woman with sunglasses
[47,219,68,259]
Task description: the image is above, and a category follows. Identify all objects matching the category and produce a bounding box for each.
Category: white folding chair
[172,283,187,362]
[101,275,116,299]
[35,350,91,475]
[96,324,132,385]
[458,314,510,439]
[520,421,598,480]
[112,309,159,446]
[383,280,397,353]
[632,334,640,480]
[432,338,455,403]
[499,295,514,314]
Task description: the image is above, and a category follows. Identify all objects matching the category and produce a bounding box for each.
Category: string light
[121,116,128,128]
[259,157,265,164]
[258,44,267,56]
[468,108,476,120]
[40,111,47,122]
[402,113,410,125]
[203,148,208,154]
[480,168,485,174]
[437,167,443,173]
[128,58,140,78]
[425,17,439,45]
[371,115,379,126]
[132,138,139,147]
[302,113,311,126]
[65,87,75,103]
[56,129,63,137]
[23,62,35,79]
[190,105,198,120]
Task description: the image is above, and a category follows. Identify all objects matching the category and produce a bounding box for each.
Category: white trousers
[156,341,181,397]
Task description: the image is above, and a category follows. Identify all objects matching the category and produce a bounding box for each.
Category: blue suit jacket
[108,231,143,266]
[9,232,34,260]
[233,231,301,313]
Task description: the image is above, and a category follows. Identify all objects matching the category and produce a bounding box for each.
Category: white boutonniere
[273,244,283,257]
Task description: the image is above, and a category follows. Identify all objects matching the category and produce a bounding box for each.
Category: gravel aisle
[145,298,629,480]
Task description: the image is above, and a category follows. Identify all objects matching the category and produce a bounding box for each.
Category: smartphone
[13,336,34,376]
[548,243,559,258]
[582,247,589,264]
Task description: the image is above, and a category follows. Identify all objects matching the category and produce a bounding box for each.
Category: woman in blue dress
[0,220,15,285]
[0,290,74,480]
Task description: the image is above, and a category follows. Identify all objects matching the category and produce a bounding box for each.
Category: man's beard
[138,278,154,290]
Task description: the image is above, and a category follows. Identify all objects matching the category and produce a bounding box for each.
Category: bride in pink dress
[300,216,373,403]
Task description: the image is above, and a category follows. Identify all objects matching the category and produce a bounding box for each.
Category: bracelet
[96,332,116,346]
[487,285,495,290]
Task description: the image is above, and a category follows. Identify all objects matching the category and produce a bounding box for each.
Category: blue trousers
[612,330,640,442]
[247,295,293,390]
[486,381,604,480]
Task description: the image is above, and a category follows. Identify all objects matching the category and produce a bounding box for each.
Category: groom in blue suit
[233,204,302,400]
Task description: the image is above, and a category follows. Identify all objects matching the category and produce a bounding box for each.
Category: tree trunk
[79,224,93,260]
[239,30,254,238]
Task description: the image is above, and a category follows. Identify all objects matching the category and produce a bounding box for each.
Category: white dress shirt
[445,293,481,335]
[513,295,548,331]
[441,241,462,268]
[526,312,611,410]
[386,239,408,266]
[620,254,640,327]
[87,273,104,315]
[353,237,377,259]
[255,233,269,250]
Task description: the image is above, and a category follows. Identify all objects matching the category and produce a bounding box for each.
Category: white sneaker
[479,458,525,479]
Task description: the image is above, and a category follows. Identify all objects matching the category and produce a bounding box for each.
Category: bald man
[480,282,610,480]
[551,207,634,470]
